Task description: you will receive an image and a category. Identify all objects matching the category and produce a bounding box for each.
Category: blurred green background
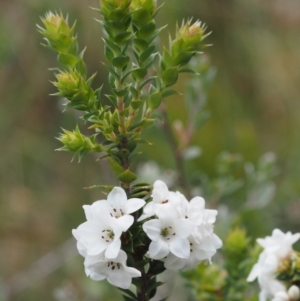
[1,0,300,300]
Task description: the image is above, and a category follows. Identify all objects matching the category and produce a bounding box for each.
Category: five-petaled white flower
[89,186,146,231]
[72,211,123,259]
[72,187,145,259]
[247,229,300,301]
[143,208,193,260]
[84,250,141,289]
[138,180,180,221]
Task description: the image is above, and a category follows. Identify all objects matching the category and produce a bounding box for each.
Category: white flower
[84,250,141,289]
[247,229,300,301]
[288,285,300,301]
[272,291,289,301]
[89,187,146,232]
[72,212,123,259]
[72,187,145,259]
[257,229,300,259]
[160,192,222,270]
[143,209,193,260]
[164,223,222,271]
[138,180,180,221]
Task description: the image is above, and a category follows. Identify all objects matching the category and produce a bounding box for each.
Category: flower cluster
[72,187,145,289]
[142,180,222,271]
[72,180,222,289]
[247,229,300,301]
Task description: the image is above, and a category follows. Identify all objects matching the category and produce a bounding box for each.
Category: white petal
[143,219,162,241]
[189,196,205,210]
[164,253,186,270]
[90,201,111,220]
[152,180,169,202]
[87,240,107,256]
[105,238,121,259]
[107,187,127,209]
[149,240,170,259]
[83,205,92,220]
[247,263,260,282]
[174,219,193,239]
[124,266,142,278]
[170,237,190,259]
[89,271,106,281]
[203,209,218,224]
[107,271,132,289]
[125,198,146,214]
[116,215,134,232]
[288,285,300,300]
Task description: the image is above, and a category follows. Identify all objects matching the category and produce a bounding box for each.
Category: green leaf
[141,119,155,128]
[173,51,194,67]
[108,157,125,177]
[114,31,132,45]
[105,44,115,62]
[132,8,151,27]
[118,169,137,183]
[140,45,156,63]
[178,68,198,74]
[119,288,137,300]
[105,94,118,107]
[132,68,148,81]
[133,38,149,53]
[161,67,178,87]
[137,21,156,39]
[161,47,173,70]
[83,185,114,191]
[102,62,120,80]
[122,296,136,301]
[150,261,166,276]
[131,99,143,110]
[148,91,161,109]
[161,89,179,98]
[74,58,87,78]
[103,38,121,56]
[112,55,130,70]
[140,76,157,89]
[57,53,78,68]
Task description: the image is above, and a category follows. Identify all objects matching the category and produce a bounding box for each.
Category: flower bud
[38,12,75,52]
[41,12,71,36]
[57,126,96,153]
[55,71,81,97]
[176,20,206,49]
[288,285,300,301]
[54,71,92,110]
[171,20,208,64]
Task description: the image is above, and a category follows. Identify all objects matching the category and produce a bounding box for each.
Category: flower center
[107,261,122,271]
[101,229,115,243]
[161,226,176,240]
[110,208,125,218]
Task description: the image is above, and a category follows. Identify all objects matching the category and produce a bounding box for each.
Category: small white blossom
[142,181,222,269]
[164,193,222,271]
[247,229,300,301]
[138,180,180,221]
[72,212,122,259]
[143,209,193,260]
[72,187,145,259]
[272,291,290,301]
[84,250,141,289]
[89,186,145,231]
[288,285,300,301]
